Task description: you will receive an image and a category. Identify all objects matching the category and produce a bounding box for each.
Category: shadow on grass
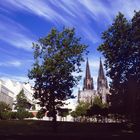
[0,120,139,140]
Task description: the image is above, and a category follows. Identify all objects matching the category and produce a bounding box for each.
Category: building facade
[78,58,110,104]
[0,79,39,110]
[0,80,14,107]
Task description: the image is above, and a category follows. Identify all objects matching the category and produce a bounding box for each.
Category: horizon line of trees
[71,96,125,123]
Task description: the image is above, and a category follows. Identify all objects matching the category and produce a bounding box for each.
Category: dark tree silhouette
[28,28,87,127]
[98,11,140,122]
[58,108,70,121]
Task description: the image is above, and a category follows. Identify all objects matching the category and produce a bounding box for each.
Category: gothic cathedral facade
[78,58,110,104]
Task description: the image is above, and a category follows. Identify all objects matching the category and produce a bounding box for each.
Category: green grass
[0,120,139,140]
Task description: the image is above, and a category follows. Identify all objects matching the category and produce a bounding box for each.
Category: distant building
[0,80,14,108]
[97,58,110,104]
[78,58,110,104]
[0,79,39,110]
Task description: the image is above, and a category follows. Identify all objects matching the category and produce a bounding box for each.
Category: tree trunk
[52,111,57,133]
[52,97,57,133]
[127,77,137,123]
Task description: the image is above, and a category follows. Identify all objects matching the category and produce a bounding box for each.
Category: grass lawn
[0,120,139,140]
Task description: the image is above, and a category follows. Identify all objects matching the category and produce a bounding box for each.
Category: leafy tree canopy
[75,102,90,117]
[98,11,140,121]
[0,101,11,113]
[87,96,108,116]
[58,108,70,118]
[28,27,88,122]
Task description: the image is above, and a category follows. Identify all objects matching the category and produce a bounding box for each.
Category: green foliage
[70,111,78,118]
[87,96,109,117]
[98,11,140,122]
[15,89,31,111]
[0,101,33,120]
[9,112,17,120]
[36,108,46,119]
[0,101,11,113]
[75,102,90,117]
[28,27,88,122]
[92,96,103,107]
[16,109,30,120]
[0,112,10,120]
[0,102,12,120]
[58,108,70,118]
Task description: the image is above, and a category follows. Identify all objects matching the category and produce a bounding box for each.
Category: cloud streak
[1,0,140,47]
[0,72,29,82]
[2,0,101,44]
[0,60,22,67]
[0,14,35,51]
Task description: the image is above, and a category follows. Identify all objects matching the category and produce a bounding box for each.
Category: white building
[0,79,14,107]
[0,78,40,110]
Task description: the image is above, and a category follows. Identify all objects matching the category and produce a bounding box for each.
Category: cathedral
[78,58,110,104]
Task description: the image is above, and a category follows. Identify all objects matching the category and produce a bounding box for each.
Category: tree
[28,27,87,124]
[87,96,108,122]
[74,101,90,122]
[15,89,31,111]
[16,110,30,120]
[0,101,11,113]
[36,108,46,119]
[71,111,78,121]
[0,102,11,120]
[98,11,140,122]
[58,108,70,121]
[130,11,140,122]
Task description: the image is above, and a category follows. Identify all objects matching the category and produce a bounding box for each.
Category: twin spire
[97,58,108,90]
[83,58,94,90]
[98,58,105,79]
[83,58,108,90]
[85,58,91,79]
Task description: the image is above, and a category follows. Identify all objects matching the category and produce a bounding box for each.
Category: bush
[36,109,45,119]
[17,110,29,120]
[0,102,11,112]
[10,112,17,120]
[0,112,11,120]
[0,110,34,120]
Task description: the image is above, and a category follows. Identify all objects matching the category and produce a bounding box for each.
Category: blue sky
[0,0,140,94]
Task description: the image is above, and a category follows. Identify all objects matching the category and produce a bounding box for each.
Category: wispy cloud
[0,60,22,67]
[0,58,34,68]
[0,15,35,51]
[2,0,140,48]
[79,0,140,23]
[0,72,28,82]
[108,0,140,19]
[2,0,100,44]
[3,0,69,25]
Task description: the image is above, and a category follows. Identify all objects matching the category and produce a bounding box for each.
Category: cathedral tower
[83,59,94,90]
[97,58,109,103]
[97,58,108,90]
[78,58,109,104]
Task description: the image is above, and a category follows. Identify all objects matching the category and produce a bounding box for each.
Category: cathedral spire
[83,58,94,90]
[85,58,91,79]
[97,58,108,90]
[98,58,105,79]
